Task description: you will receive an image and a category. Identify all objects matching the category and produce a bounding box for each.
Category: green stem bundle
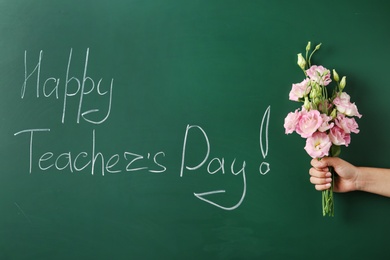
[322,167,335,216]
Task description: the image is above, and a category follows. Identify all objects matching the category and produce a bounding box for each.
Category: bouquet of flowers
[284,42,362,216]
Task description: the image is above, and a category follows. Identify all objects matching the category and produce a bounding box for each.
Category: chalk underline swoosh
[193,169,246,211]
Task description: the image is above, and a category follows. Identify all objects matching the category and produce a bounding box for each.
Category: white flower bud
[330,108,337,119]
[304,96,311,110]
[297,53,306,70]
[340,76,346,90]
[332,69,339,82]
[306,42,311,52]
[314,43,322,50]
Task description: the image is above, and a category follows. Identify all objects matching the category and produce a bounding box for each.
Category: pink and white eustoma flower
[289,78,311,101]
[304,132,332,158]
[296,110,323,138]
[333,92,362,118]
[284,109,301,134]
[335,113,360,134]
[329,126,351,147]
[318,114,334,132]
[306,65,332,86]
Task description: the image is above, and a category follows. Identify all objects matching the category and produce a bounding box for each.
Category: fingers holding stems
[309,163,332,191]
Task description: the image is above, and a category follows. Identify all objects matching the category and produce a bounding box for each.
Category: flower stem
[322,167,335,217]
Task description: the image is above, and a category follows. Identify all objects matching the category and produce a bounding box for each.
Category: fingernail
[326,178,332,183]
[325,172,332,177]
[325,183,331,188]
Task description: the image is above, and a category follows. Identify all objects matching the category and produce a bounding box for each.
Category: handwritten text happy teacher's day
[13,49,271,210]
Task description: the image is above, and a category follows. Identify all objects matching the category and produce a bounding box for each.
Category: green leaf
[330,145,341,157]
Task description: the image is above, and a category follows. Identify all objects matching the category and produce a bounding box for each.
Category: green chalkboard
[1,0,390,259]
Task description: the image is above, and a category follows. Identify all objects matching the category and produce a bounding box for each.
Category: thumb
[321,156,341,168]
[311,157,339,169]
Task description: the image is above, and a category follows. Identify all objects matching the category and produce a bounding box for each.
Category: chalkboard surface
[1,0,390,259]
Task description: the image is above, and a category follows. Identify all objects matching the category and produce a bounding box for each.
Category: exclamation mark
[259,106,271,175]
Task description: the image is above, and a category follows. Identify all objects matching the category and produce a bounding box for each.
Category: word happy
[21,48,113,124]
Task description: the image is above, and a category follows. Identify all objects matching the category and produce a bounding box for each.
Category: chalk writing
[259,106,271,175]
[180,106,271,210]
[14,129,51,174]
[179,124,247,210]
[14,129,166,175]
[21,49,113,124]
[14,48,272,210]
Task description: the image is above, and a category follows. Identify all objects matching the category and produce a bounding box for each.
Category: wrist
[354,167,365,192]
[342,166,390,197]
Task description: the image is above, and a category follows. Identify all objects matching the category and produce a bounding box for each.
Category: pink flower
[329,126,351,146]
[284,109,301,134]
[318,114,334,132]
[296,110,323,138]
[335,113,360,134]
[289,79,311,101]
[304,132,332,158]
[333,92,362,118]
[306,65,332,86]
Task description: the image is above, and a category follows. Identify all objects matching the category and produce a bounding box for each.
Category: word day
[21,48,113,124]
[180,106,271,210]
